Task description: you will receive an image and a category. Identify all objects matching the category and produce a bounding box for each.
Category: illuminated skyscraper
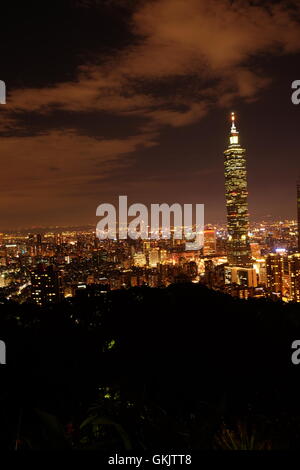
[297,180,300,251]
[224,113,252,267]
[149,247,160,267]
[288,253,300,302]
[133,252,146,267]
[266,253,284,298]
[203,228,216,256]
[31,264,63,306]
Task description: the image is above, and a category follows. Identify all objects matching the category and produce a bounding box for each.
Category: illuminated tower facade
[288,253,300,302]
[224,113,252,267]
[266,253,284,297]
[297,180,300,252]
[203,228,216,256]
[31,264,63,306]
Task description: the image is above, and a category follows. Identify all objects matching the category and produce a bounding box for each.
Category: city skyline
[1,1,300,453]
[0,108,299,232]
[0,1,300,229]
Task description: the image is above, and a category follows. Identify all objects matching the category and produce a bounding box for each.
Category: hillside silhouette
[0,283,300,450]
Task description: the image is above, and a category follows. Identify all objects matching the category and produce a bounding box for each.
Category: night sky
[0,0,299,230]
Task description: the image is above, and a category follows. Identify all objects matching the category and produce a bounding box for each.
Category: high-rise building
[143,241,151,253]
[224,112,252,268]
[266,253,284,298]
[265,252,300,302]
[297,180,300,252]
[225,266,257,288]
[133,252,146,267]
[203,228,216,256]
[31,264,63,306]
[160,249,168,264]
[149,248,160,267]
[253,259,267,285]
[288,253,300,302]
[250,242,261,260]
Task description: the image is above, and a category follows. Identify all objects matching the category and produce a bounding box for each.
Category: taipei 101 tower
[224,113,252,268]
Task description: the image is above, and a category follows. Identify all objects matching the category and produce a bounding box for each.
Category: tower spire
[229,112,239,146]
[231,111,237,133]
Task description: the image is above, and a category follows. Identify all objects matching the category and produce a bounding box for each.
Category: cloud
[130,0,300,72]
[2,0,300,129]
[0,129,157,197]
[143,102,208,128]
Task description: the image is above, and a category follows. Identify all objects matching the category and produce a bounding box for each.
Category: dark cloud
[0,0,299,228]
